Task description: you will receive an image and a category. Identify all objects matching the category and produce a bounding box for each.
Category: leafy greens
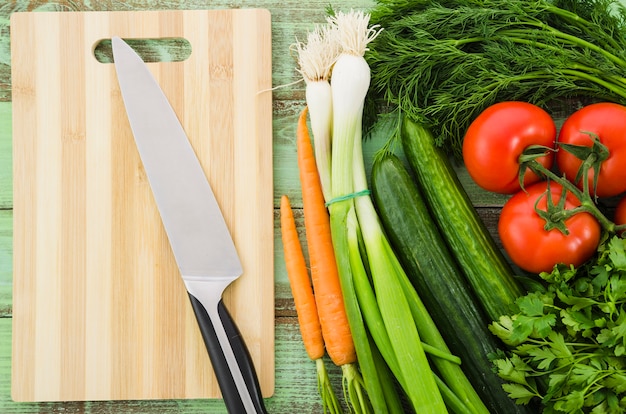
[490,236,626,413]
[366,0,626,157]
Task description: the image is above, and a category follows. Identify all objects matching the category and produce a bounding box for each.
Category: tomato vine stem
[524,158,617,234]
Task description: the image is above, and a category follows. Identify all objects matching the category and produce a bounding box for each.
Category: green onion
[326,10,446,413]
[293,25,339,202]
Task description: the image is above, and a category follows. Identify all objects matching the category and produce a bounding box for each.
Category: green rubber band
[325,189,371,207]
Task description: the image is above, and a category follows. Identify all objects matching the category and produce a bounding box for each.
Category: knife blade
[111,36,267,414]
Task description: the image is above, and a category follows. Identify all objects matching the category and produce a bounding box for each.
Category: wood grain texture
[0,210,11,316]
[10,9,273,402]
[0,103,10,209]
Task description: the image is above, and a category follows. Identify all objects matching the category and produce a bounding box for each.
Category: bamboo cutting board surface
[11,10,274,402]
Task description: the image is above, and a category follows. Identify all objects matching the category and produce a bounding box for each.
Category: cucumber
[371,153,533,414]
[400,117,524,321]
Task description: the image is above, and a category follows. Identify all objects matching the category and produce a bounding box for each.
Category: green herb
[490,235,626,413]
[366,0,626,157]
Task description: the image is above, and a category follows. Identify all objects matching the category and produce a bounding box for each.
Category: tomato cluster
[463,101,626,274]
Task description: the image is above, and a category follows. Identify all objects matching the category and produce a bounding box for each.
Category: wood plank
[0,210,11,316]
[0,103,9,209]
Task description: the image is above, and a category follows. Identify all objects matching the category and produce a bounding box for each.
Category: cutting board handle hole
[93,38,192,64]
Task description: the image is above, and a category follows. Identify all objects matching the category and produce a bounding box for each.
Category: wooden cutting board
[11,10,274,402]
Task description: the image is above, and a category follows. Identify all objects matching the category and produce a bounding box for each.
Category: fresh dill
[366,0,626,158]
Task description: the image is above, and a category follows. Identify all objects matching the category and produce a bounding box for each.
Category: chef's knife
[111,36,267,414]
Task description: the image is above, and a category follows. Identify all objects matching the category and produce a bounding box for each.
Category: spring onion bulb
[293,25,340,202]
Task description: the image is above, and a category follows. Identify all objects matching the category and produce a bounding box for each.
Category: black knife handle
[188,294,268,414]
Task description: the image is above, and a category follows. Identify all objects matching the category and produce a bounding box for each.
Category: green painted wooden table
[0,0,513,412]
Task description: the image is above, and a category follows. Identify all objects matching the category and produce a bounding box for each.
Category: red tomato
[498,181,601,274]
[556,102,626,198]
[463,101,556,194]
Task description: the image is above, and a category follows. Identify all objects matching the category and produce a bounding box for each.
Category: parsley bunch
[490,236,626,413]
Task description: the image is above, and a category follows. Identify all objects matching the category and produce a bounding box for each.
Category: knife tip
[111,37,130,63]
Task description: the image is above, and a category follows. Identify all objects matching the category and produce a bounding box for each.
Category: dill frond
[367,0,626,157]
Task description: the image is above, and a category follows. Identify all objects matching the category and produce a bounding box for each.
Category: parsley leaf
[491,235,626,413]
[609,238,626,270]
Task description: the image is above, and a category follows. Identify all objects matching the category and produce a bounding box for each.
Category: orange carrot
[296,106,356,367]
[280,194,343,414]
[279,194,324,360]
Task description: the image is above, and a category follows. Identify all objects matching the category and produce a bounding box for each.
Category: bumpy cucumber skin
[401,118,524,321]
[372,154,533,414]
